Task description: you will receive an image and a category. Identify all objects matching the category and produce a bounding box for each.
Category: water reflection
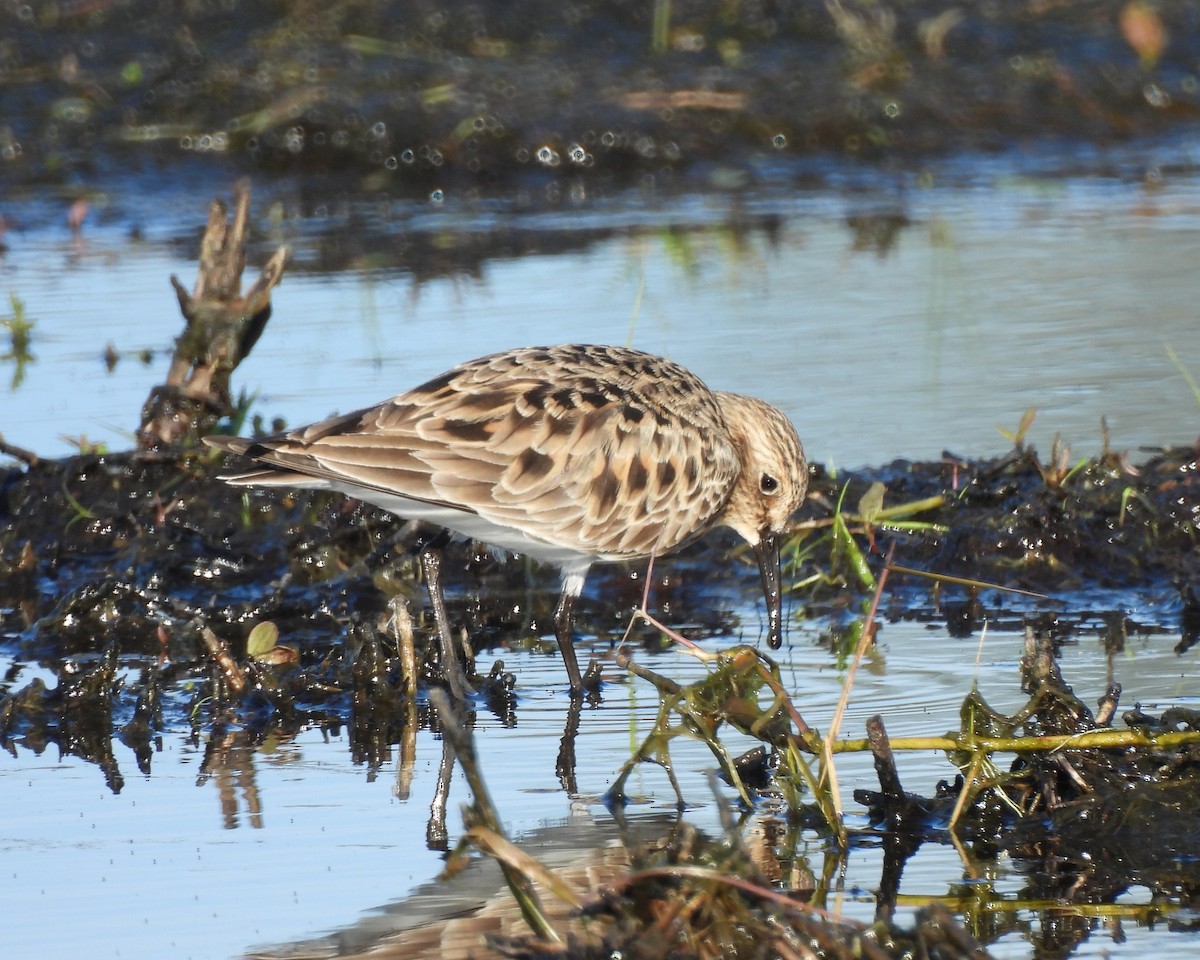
[4,175,1200,466]
[199,730,264,830]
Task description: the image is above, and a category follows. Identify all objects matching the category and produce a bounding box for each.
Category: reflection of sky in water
[4,620,1193,959]
[3,176,1200,467]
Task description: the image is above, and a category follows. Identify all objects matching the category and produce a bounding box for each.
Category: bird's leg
[420,545,474,700]
[552,586,583,695]
[554,566,602,696]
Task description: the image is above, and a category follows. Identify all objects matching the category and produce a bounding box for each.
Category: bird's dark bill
[753,532,784,649]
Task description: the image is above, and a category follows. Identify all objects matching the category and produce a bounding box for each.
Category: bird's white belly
[297,477,609,570]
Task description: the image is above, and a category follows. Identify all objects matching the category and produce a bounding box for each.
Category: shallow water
[4,164,1200,468]
[4,151,1200,959]
[4,617,1197,960]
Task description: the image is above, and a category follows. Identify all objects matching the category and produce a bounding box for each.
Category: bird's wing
[207,346,742,558]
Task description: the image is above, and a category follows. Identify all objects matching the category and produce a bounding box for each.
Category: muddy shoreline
[3,1,1199,196]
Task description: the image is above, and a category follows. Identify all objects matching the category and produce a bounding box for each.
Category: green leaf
[246,621,280,658]
[856,481,885,522]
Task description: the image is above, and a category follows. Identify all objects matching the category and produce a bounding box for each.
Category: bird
[204,344,808,697]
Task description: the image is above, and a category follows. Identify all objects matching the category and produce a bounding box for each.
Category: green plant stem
[828,727,1200,755]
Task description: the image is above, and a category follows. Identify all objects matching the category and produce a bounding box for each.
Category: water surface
[3,161,1200,959]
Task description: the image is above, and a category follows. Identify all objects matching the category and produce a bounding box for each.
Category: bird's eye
[760,473,779,495]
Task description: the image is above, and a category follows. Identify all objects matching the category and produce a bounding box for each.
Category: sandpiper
[204,344,808,697]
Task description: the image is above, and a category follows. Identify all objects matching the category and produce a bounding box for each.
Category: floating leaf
[246,621,280,658]
[256,645,299,667]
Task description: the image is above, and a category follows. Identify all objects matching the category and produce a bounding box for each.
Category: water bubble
[536,145,560,166]
[430,189,445,204]
[568,143,588,164]
[884,102,900,118]
[772,133,787,149]
[370,121,387,138]
[400,148,414,164]
[1143,84,1170,108]
[384,155,398,169]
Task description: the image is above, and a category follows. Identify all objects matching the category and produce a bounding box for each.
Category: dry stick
[886,562,1050,601]
[429,689,561,944]
[0,432,39,466]
[622,549,711,658]
[389,597,418,701]
[200,626,246,695]
[388,598,418,802]
[616,648,683,695]
[820,544,895,839]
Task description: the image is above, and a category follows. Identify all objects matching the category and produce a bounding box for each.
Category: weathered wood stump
[137,181,288,450]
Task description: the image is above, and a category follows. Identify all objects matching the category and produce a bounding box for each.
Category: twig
[200,626,246,695]
[818,544,893,844]
[0,431,39,466]
[430,690,560,943]
[885,563,1051,600]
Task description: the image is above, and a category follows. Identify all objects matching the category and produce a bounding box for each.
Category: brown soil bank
[2,1,1199,190]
